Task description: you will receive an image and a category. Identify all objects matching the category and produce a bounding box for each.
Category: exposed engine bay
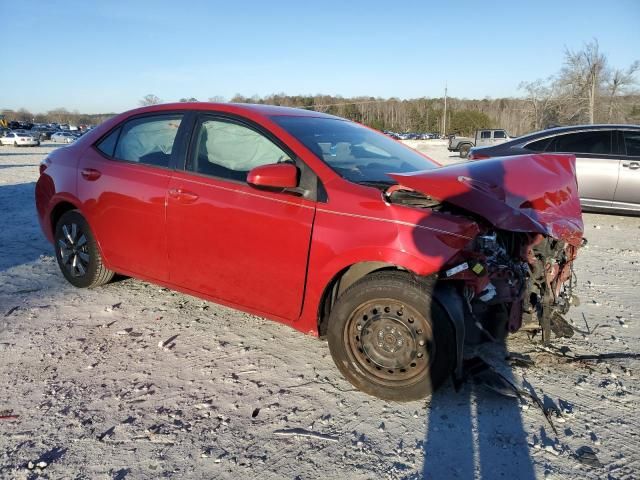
[441,229,580,344]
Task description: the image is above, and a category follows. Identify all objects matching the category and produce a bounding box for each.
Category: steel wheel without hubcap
[57,222,90,277]
[346,299,435,387]
[327,271,455,401]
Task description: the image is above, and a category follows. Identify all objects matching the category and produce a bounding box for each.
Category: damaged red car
[35,103,584,400]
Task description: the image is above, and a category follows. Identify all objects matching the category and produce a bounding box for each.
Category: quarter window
[96,127,121,157]
[190,118,292,182]
[112,115,183,167]
[623,131,640,156]
[554,131,612,155]
[525,137,553,152]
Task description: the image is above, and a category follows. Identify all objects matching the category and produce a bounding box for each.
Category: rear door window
[100,115,183,167]
[554,130,612,155]
[480,131,491,139]
[623,131,640,156]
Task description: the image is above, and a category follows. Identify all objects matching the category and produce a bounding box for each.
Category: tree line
[3,40,638,136]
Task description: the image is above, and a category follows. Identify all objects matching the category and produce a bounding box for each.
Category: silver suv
[448,129,511,158]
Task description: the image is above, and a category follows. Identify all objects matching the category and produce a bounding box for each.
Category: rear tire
[54,210,114,288]
[327,271,455,401]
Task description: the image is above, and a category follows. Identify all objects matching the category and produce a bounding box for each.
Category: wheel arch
[317,261,412,337]
[50,200,80,236]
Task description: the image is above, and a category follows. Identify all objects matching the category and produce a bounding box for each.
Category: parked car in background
[8,121,34,130]
[1,132,39,146]
[51,131,78,143]
[448,129,511,158]
[468,124,640,215]
[13,128,43,141]
[32,127,54,140]
[35,102,584,401]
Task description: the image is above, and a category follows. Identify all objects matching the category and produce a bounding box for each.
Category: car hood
[389,153,584,246]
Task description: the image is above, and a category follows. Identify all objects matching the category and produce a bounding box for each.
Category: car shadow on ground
[0,164,39,169]
[407,156,543,478]
[0,182,52,271]
[420,345,537,479]
[0,152,41,157]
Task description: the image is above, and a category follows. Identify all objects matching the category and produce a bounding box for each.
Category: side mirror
[247,163,299,189]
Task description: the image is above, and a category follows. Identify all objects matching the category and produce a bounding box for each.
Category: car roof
[521,124,640,140]
[124,102,341,120]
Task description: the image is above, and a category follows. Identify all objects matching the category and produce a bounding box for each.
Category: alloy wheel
[57,223,90,277]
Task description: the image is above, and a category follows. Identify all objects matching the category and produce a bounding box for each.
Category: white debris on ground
[0,142,638,479]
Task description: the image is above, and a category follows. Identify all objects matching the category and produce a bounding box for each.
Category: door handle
[80,168,101,181]
[168,188,199,203]
[622,162,640,170]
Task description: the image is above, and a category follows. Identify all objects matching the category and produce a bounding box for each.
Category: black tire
[327,271,455,401]
[459,144,471,158]
[54,210,114,288]
[14,141,18,147]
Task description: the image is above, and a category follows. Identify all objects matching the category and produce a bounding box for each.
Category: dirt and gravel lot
[0,142,639,479]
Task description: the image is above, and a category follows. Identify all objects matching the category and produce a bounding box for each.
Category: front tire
[459,144,471,158]
[327,271,454,401]
[54,210,114,288]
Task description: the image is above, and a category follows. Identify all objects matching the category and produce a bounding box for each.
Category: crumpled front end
[437,229,580,344]
[388,153,584,343]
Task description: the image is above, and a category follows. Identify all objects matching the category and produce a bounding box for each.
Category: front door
[166,115,315,321]
[77,113,186,281]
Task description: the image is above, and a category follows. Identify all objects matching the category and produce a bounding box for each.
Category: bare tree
[208,96,226,103]
[606,61,639,122]
[47,108,70,124]
[519,78,560,130]
[559,40,608,124]
[139,94,162,106]
[16,108,34,122]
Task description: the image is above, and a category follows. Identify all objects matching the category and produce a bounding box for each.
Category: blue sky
[1,0,638,113]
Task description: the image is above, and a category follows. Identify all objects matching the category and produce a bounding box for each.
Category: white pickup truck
[448,129,511,158]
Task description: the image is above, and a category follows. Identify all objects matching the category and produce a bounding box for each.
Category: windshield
[271,116,437,184]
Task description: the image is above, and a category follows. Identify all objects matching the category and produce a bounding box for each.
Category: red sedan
[35,103,584,400]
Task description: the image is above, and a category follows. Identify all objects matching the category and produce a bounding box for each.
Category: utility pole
[443,83,448,137]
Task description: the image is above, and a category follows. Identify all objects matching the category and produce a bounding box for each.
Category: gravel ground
[0,142,639,479]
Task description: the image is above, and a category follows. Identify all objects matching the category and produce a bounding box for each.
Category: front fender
[296,208,477,335]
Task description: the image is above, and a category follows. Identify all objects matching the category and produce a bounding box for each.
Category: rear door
[551,129,618,209]
[77,113,188,281]
[613,130,640,210]
[493,130,508,145]
[166,114,316,321]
